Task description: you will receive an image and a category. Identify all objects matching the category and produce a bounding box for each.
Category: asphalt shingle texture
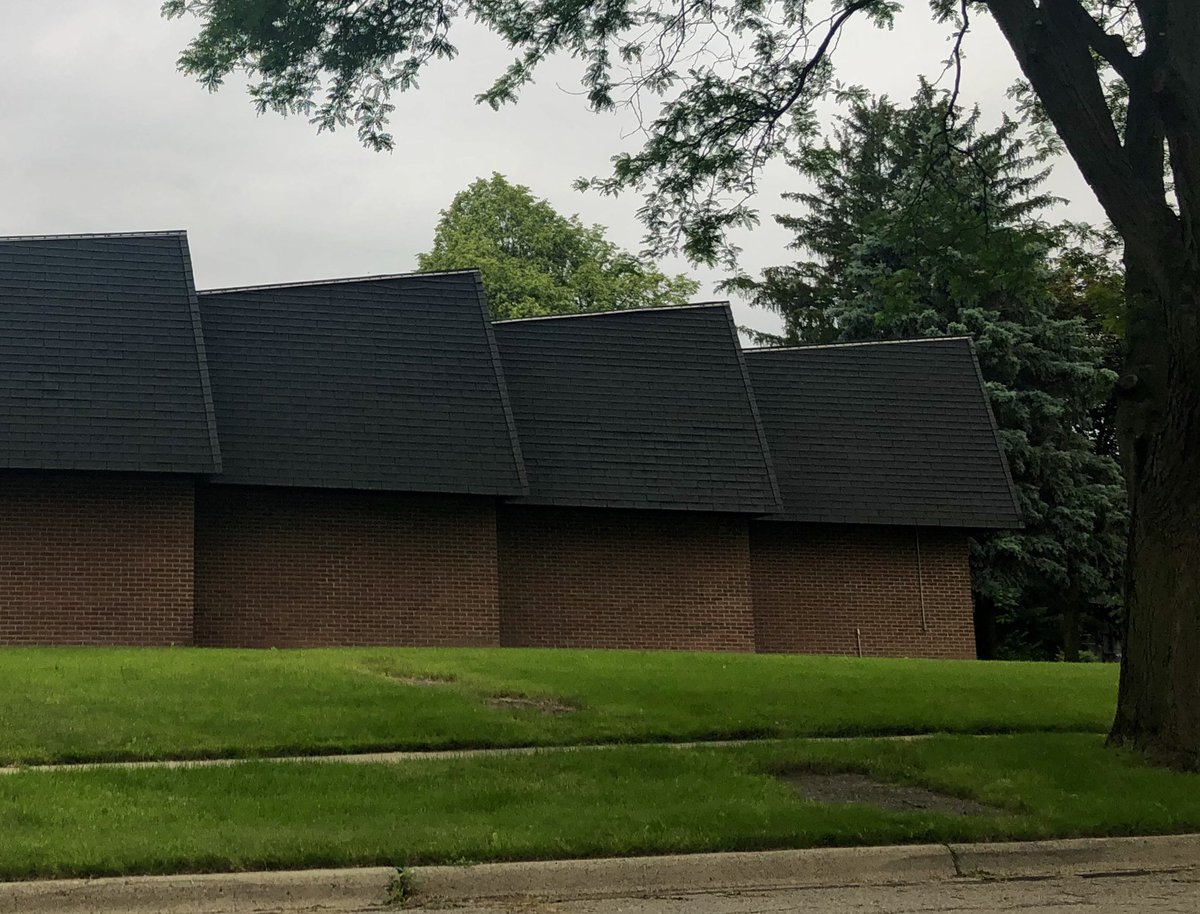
[0,231,1022,527]
[0,232,220,473]
[198,271,526,494]
[744,338,1021,528]
[493,305,781,513]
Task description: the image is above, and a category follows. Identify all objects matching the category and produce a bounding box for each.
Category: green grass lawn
[1,733,1196,880]
[0,647,1117,764]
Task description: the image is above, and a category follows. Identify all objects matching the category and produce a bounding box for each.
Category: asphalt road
[399,870,1200,914]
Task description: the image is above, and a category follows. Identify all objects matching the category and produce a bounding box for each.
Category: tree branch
[1156,0,1200,256]
[945,0,969,117]
[765,0,879,130]
[1124,71,1167,204]
[985,0,1179,284]
[1058,0,1142,84]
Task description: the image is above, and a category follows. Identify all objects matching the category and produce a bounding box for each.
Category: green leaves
[166,0,466,152]
[740,89,1128,659]
[165,0,914,264]
[417,173,699,318]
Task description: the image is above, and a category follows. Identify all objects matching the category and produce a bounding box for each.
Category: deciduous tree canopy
[418,174,698,319]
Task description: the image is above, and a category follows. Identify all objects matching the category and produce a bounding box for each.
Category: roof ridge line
[175,233,224,474]
[493,302,727,325]
[966,338,1025,528]
[743,335,973,353]
[471,272,529,496]
[0,229,187,242]
[722,305,784,513]
[198,269,482,295]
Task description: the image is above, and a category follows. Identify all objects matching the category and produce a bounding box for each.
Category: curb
[406,834,1200,904]
[0,867,398,914]
[1,834,1195,913]
[407,844,955,904]
[952,833,1200,879]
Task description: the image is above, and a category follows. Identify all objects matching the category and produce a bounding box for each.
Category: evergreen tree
[1046,226,1126,464]
[418,174,698,319]
[734,89,1127,659]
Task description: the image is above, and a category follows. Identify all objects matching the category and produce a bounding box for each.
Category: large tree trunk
[1108,258,1200,771]
[984,0,1200,769]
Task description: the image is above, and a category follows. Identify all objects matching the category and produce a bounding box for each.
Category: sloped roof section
[745,338,1021,528]
[198,271,526,494]
[0,231,221,473]
[493,304,781,513]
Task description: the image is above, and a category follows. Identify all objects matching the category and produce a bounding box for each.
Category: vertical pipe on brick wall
[854,627,863,657]
[914,526,929,633]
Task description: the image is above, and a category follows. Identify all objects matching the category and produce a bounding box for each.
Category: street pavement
[9,839,1194,914]
[397,870,1200,914]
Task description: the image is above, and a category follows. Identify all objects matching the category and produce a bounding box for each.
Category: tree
[164,0,1200,770]
[735,90,1127,661]
[418,174,698,319]
[1046,226,1126,464]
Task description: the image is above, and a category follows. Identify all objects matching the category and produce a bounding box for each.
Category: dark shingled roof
[493,304,781,513]
[0,231,221,473]
[744,338,1021,528]
[0,232,1022,529]
[198,271,526,494]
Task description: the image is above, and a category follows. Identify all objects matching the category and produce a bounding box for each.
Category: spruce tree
[734,89,1127,659]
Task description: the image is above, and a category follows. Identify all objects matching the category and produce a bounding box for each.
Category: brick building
[0,231,1021,655]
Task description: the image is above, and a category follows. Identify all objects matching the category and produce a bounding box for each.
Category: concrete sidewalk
[0,739,759,776]
[1,834,1195,914]
[0,733,940,776]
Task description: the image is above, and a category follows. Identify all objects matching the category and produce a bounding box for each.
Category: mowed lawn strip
[1,734,1198,880]
[0,647,1117,765]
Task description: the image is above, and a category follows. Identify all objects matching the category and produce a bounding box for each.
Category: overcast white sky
[1,2,1106,336]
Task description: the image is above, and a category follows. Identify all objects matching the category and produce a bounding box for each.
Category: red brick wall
[750,522,976,658]
[0,474,978,655]
[194,486,500,647]
[0,472,195,646]
[498,506,756,651]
